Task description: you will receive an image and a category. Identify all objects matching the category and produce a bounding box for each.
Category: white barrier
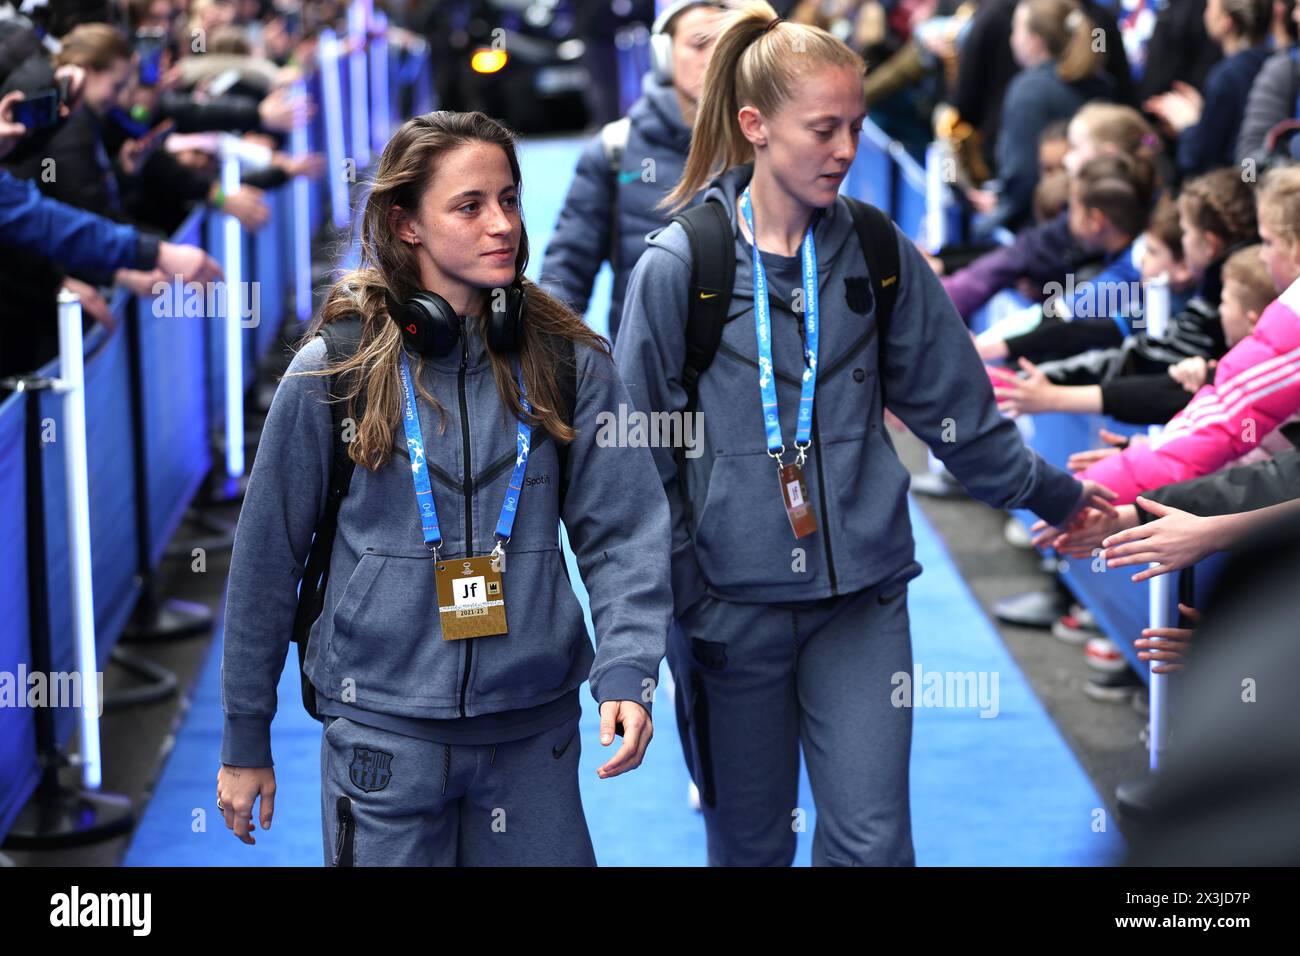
[369,12,391,153]
[220,139,245,482]
[291,77,312,323]
[54,290,104,789]
[348,0,371,170]
[319,28,350,230]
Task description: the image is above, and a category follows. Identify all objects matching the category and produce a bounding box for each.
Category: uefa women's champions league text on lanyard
[740,186,819,539]
[398,351,532,639]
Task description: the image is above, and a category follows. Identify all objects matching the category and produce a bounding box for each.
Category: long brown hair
[662,0,865,213]
[296,111,609,472]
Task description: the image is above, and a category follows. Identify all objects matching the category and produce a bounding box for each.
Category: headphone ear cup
[397,291,460,356]
[649,32,673,85]
[485,283,525,353]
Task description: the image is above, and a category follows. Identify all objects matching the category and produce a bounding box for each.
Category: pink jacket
[1080,278,1300,503]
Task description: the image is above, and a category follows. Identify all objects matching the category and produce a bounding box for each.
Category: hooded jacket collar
[629,71,692,154]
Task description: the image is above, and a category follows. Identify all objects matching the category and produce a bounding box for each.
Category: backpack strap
[671,197,736,524]
[674,197,736,399]
[844,196,900,403]
[291,316,365,722]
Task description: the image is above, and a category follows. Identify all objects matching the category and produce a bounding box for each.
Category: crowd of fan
[800,0,1300,697]
[0,0,354,378]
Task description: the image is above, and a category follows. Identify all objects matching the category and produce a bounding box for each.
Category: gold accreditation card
[435,554,507,640]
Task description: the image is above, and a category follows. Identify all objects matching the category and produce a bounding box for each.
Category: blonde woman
[615,1,1114,866]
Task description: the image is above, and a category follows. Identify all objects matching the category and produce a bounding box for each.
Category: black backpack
[289,318,578,721]
[668,194,901,520]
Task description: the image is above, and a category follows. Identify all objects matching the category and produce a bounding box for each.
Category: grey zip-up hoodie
[221,318,672,767]
[613,164,1085,615]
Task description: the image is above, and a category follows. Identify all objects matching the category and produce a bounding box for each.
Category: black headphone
[390,282,526,356]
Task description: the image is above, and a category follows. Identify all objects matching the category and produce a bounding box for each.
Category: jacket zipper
[457,319,474,718]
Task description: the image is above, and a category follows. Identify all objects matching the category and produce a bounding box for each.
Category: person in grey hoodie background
[614,2,1118,867]
[216,111,673,866]
[539,0,728,343]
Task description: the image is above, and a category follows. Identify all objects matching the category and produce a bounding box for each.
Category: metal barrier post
[370,11,390,152]
[291,77,313,323]
[1147,569,1172,769]
[348,0,371,170]
[53,290,104,790]
[220,140,245,484]
[924,141,948,254]
[319,28,350,230]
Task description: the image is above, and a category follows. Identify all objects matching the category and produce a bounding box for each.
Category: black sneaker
[993,587,1071,628]
[1084,666,1143,702]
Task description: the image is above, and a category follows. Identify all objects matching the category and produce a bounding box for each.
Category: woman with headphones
[216,111,672,866]
[614,1,1116,866]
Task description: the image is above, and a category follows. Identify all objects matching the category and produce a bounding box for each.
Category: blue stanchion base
[1,786,133,850]
[1116,773,1159,829]
[121,597,213,644]
[103,646,180,709]
[164,507,237,558]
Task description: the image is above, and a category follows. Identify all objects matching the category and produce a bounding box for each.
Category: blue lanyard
[739,186,820,466]
[397,350,532,558]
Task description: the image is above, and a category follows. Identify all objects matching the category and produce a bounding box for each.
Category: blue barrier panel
[243,228,258,387]
[204,212,231,430]
[847,120,895,216]
[34,301,142,743]
[138,211,213,569]
[0,388,37,840]
[339,42,352,165]
[890,142,927,240]
[252,188,287,359]
[1012,411,1150,672]
[413,47,433,114]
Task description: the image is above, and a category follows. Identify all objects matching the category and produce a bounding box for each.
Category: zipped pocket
[334,796,355,867]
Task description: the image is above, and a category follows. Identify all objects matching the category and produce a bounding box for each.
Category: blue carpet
[125,136,1122,866]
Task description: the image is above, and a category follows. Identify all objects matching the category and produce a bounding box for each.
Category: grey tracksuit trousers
[320,712,596,866]
[670,581,916,867]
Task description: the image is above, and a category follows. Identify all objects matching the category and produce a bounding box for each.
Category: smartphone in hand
[12,89,59,134]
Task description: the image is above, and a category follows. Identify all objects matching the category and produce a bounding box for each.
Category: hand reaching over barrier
[1135,603,1201,674]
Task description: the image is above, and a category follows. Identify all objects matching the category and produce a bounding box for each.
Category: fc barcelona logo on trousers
[349,747,394,792]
